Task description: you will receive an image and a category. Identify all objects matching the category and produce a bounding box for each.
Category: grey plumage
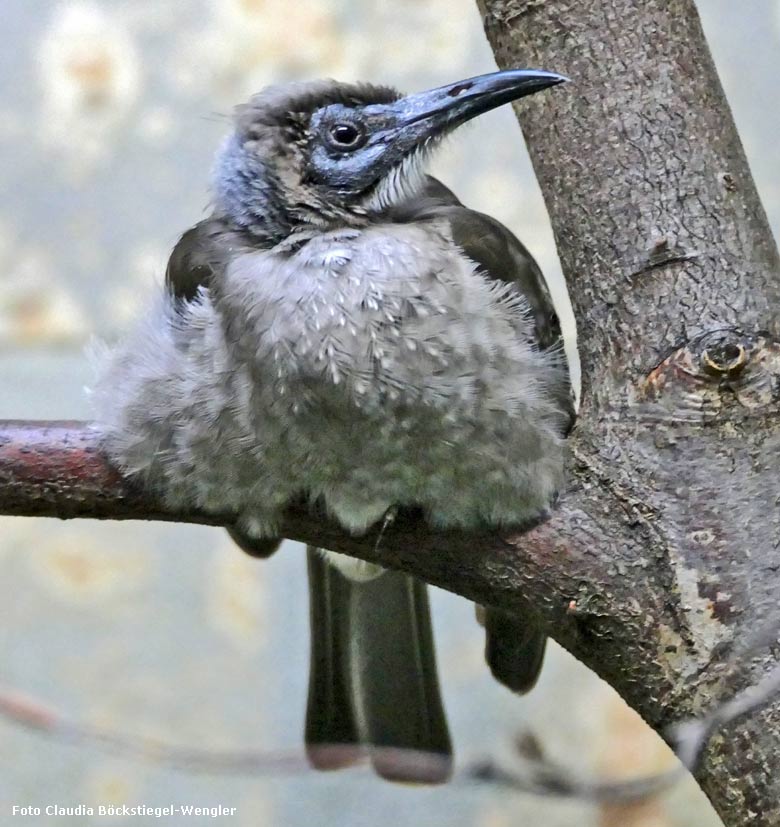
[94,202,568,532]
[91,71,571,782]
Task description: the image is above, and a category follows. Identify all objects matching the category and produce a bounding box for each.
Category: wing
[167,217,283,559]
[165,215,238,303]
[403,176,575,430]
[404,177,574,693]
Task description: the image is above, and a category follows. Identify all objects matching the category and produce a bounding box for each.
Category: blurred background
[1,1,777,824]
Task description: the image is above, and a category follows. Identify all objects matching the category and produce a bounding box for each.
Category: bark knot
[635,329,780,422]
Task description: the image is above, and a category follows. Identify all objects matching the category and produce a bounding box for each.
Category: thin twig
[3,633,779,800]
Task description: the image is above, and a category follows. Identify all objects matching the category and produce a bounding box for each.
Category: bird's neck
[214,134,371,245]
[213,135,299,244]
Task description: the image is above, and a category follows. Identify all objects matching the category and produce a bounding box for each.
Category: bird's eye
[327,121,366,150]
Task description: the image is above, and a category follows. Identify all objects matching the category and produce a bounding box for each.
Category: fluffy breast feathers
[92,221,568,535]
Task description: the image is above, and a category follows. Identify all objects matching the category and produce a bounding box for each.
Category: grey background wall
[1,2,777,825]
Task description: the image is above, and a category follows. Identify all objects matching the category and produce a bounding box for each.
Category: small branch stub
[699,335,747,379]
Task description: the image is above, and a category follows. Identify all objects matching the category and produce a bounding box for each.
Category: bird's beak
[375,69,568,149]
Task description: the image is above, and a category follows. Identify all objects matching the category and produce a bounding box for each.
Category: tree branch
[0,420,586,625]
[3,1,780,824]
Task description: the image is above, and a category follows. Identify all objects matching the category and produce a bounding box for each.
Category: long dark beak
[373,69,568,150]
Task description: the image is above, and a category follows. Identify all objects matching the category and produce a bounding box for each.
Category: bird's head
[214,69,567,240]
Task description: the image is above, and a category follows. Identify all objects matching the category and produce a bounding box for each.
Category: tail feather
[305,549,362,770]
[305,546,452,783]
[349,564,452,782]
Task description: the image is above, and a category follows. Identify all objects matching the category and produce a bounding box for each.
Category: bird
[91,69,573,784]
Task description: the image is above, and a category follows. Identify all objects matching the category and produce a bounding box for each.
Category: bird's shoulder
[165,215,251,303]
[398,177,575,430]
[394,177,562,353]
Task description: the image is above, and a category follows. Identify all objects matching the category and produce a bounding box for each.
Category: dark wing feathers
[168,221,284,561]
[408,176,575,431]
[165,216,239,303]
[411,177,564,351]
[404,177,575,694]
[447,208,563,351]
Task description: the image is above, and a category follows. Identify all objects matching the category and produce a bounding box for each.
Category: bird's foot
[373,505,399,556]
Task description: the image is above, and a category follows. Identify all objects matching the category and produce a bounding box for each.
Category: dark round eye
[327,121,366,150]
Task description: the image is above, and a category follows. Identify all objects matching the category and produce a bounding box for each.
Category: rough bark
[1,1,779,824]
[474,0,780,824]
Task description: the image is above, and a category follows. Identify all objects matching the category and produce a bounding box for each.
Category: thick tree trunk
[1,2,778,824]
[474,0,780,824]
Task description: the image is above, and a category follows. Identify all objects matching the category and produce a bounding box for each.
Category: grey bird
[92,69,573,784]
